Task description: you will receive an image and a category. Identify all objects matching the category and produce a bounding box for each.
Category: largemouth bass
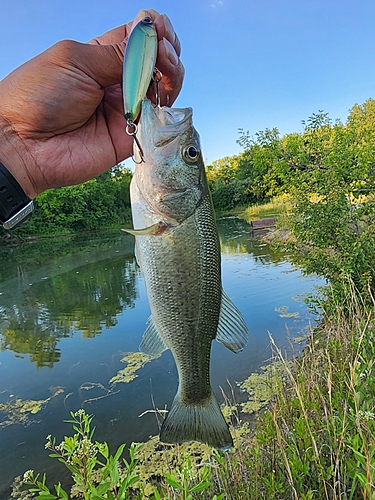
[126,99,248,449]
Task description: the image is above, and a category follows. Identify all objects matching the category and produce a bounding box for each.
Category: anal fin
[140,316,168,357]
[215,291,249,353]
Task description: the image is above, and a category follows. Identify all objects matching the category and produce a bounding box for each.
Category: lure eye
[143,17,153,24]
[183,145,200,164]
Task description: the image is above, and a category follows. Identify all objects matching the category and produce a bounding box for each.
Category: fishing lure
[122,16,158,120]
[122,16,159,163]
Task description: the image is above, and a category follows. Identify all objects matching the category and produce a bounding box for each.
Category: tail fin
[160,391,233,450]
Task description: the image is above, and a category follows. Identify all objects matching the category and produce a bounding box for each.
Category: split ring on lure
[122,16,158,124]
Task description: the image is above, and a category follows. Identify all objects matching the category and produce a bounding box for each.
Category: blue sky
[1,0,375,165]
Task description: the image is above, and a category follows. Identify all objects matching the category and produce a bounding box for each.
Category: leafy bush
[282,105,375,304]
[21,410,221,500]
[11,168,132,237]
[23,410,141,499]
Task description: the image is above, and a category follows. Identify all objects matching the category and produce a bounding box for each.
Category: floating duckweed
[109,352,159,384]
[292,293,307,302]
[221,404,238,420]
[79,382,120,405]
[130,420,250,496]
[133,437,217,496]
[10,475,35,499]
[0,387,64,428]
[293,335,308,344]
[238,362,291,414]
[19,400,45,414]
[275,305,300,318]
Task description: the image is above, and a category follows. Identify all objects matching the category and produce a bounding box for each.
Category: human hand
[0,9,184,199]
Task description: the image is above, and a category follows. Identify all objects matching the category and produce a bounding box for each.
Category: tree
[10,166,133,237]
[206,155,240,185]
[237,127,284,199]
[282,106,375,304]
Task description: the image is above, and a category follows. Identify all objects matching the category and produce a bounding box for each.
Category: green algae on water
[131,420,251,496]
[79,382,120,405]
[275,305,300,318]
[238,362,291,414]
[133,438,219,496]
[0,386,64,428]
[293,335,308,344]
[109,352,159,384]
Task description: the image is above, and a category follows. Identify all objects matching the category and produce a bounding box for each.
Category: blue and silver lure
[122,16,158,124]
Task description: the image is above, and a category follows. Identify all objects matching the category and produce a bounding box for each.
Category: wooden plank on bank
[251,217,276,229]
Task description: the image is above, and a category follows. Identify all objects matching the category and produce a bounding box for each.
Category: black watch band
[0,162,34,229]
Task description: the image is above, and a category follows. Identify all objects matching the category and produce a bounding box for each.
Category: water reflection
[0,218,323,499]
[0,219,289,368]
[0,220,313,368]
[0,232,139,367]
[217,216,286,264]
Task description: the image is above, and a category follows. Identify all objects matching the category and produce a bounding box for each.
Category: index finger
[88,22,133,45]
[88,9,161,46]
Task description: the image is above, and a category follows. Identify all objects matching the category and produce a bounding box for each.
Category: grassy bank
[16,285,375,499]
[14,197,375,499]
[240,194,292,221]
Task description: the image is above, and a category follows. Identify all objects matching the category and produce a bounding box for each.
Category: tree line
[4,97,375,303]
[9,165,133,237]
[208,98,375,304]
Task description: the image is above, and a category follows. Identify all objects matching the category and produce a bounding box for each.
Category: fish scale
[125,99,249,449]
[140,194,221,405]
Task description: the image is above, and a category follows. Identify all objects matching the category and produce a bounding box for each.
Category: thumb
[46,39,126,89]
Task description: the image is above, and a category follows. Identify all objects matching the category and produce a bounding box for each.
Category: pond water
[0,217,324,498]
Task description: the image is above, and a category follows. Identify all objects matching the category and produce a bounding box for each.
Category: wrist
[0,162,34,229]
[0,119,38,199]
[0,117,36,228]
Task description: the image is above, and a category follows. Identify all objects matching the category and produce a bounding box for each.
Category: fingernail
[163,38,178,66]
[134,9,148,22]
[163,14,175,42]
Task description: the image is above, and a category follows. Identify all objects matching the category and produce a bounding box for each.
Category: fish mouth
[140,99,193,148]
[135,99,203,224]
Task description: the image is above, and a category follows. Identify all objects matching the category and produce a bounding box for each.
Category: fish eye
[143,17,153,24]
[183,145,200,164]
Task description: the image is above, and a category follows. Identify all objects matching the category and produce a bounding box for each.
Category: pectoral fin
[139,316,168,357]
[122,223,161,236]
[122,221,174,237]
[215,291,249,353]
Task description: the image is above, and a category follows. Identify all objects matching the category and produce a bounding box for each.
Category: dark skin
[0,9,184,199]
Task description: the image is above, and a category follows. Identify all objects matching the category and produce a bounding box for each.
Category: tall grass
[152,283,375,499]
[240,194,292,220]
[207,284,375,499]
[17,283,375,499]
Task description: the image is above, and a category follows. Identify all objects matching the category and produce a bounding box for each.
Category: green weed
[18,286,375,499]
[23,410,140,499]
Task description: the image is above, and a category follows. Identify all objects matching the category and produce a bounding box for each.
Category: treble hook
[126,121,144,164]
[153,67,163,108]
[125,68,163,164]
